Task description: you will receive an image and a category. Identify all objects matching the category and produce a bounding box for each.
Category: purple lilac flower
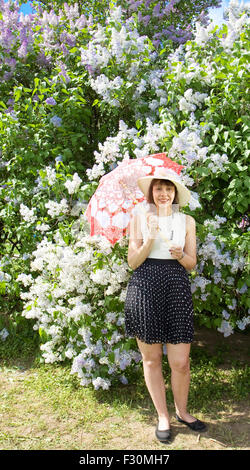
[46,97,57,105]
[142,15,151,27]
[5,57,16,74]
[37,52,52,68]
[61,44,69,57]
[50,115,62,127]
[18,40,28,58]
[2,27,16,49]
[153,3,161,16]
[119,375,128,385]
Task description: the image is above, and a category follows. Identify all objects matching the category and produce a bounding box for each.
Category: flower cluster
[64,173,82,195]
[81,9,168,117]
[20,204,37,224]
[0,328,9,341]
[122,0,219,46]
[86,118,170,181]
[19,227,140,388]
[45,199,69,218]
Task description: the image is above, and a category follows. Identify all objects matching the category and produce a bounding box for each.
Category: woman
[124,168,206,443]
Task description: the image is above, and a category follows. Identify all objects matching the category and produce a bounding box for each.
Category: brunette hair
[147,178,179,205]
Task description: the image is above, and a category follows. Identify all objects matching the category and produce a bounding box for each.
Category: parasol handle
[140,206,172,247]
[119,180,172,247]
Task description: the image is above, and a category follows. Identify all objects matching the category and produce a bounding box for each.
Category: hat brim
[137,175,191,207]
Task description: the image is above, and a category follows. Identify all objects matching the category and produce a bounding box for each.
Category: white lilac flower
[16,273,33,286]
[169,128,202,163]
[106,312,117,323]
[108,364,116,375]
[0,271,11,282]
[45,199,68,217]
[236,316,250,331]
[86,162,105,181]
[217,320,234,337]
[70,201,87,217]
[237,283,248,294]
[179,96,196,112]
[222,310,230,320]
[64,172,82,194]
[20,204,37,223]
[179,89,208,112]
[191,275,211,293]
[228,298,237,310]
[119,375,128,385]
[92,377,111,390]
[99,356,109,365]
[46,166,57,185]
[80,376,92,386]
[90,268,111,285]
[201,294,209,301]
[205,153,230,173]
[136,78,147,94]
[65,348,75,359]
[36,223,50,232]
[105,284,119,295]
[213,270,222,284]
[108,331,123,346]
[118,352,132,370]
[0,328,9,341]
[194,22,210,45]
[230,255,246,273]
[203,215,227,229]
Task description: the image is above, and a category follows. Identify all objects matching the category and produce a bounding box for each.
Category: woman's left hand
[169,244,183,260]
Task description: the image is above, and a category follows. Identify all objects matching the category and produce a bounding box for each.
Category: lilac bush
[0,1,249,389]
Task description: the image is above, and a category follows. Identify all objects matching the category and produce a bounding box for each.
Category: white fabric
[139,211,186,259]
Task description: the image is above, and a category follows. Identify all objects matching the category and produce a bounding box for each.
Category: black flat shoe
[155,423,172,443]
[176,414,207,432]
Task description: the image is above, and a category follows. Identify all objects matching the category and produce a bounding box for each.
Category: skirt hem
[125,332,193,345]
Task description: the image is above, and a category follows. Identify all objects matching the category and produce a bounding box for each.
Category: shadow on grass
[1,321,249,449]
[0,322,40,369]
[90,327,250,448]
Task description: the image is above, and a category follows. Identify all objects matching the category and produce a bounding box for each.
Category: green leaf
[14,87,22,102]
[0,281,6,295]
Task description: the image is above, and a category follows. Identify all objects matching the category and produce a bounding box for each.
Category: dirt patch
[193,326,250,366]
[76,404,250,450]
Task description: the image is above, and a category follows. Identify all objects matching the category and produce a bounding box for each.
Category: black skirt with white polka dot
[124,258,194,344]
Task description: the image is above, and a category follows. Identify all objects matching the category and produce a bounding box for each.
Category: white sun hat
[137,167,191,207]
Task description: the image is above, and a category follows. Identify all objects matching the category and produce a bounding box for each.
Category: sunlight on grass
[0,326,249,450]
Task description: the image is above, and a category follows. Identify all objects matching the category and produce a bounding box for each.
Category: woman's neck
[156,205,173,217]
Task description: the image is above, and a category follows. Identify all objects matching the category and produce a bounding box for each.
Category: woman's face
[152,181,176,208]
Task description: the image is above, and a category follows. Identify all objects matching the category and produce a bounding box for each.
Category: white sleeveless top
[139,211,186,259]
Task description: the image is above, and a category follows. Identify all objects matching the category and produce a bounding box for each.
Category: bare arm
[169,215,197,271]
[127,213,155,270]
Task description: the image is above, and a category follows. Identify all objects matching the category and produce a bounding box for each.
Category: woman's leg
[137,338,170,430]
[167,342,196,423]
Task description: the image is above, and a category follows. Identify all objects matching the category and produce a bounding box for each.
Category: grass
[0,323,249,450]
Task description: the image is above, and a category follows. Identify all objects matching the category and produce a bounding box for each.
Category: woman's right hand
[146,212,159,239]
